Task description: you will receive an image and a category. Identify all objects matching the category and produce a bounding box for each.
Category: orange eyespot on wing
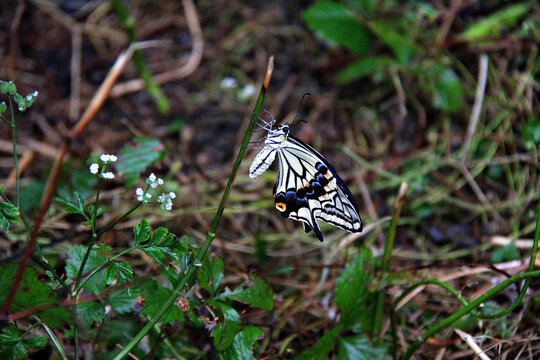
[275,202,286,212]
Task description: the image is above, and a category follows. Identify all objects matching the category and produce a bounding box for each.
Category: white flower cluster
[100,154,118,163]
[158,192,176,211]
[147,173,164,188]
[137,173,177,211]
[135,187,152,202]
[89,153,118,179]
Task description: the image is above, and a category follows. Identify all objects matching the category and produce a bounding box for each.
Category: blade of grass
[373,182,407,338]
[110,0,170,114]
[112,55,275,360]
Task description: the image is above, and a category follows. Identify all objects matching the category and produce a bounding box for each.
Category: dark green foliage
[65,245,107,293]
[116,137,165,187]
[217,274,274,311]
[0,324,47,360]
[0,200,19,232]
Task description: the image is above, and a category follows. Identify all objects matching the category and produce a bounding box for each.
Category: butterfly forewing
[273,136,362,241]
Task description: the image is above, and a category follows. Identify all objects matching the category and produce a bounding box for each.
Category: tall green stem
[112,56,274,360]
[8,98,20,207]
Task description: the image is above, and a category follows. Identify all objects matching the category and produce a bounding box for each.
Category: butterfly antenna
[291,92,311,127]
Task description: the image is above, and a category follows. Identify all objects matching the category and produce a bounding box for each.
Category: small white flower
[136,188,144,201]
[109,155,117,162]
[89,163,99,174]
[148,173,156,182]
[169,192,176,199]
[165,199,172,211]
[158,193,167,203]
[220,77,238,89]
[100,154,109,162]
[32,91,38,97]
[238,83,255,100]
[102,172,115,179]
[157,178,164,185]
[145,193,152,199]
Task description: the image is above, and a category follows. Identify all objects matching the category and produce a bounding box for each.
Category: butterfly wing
[273,136,362,241]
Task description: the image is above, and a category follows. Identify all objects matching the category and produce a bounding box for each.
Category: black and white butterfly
[249,116,363,241]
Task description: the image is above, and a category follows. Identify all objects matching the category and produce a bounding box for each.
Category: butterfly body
[249,121,362,241]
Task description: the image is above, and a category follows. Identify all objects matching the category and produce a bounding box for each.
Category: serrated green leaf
[149,227,168,245]
[0,323,47,360]
[219,325,264,360]
[336,336,391,360]
[336,56,395,83]
[65,245,107,293]
[78,301,106,329]
[0,201,19,232]
[116,137,164,187]
[302,1,371,55]
[140,287,184,324]
[209,300,241,351]
[458,3,530,42]
[294,324,344,360]
[335,249,375,327]
[197,257,224,295]
[134,219,151,245]
[366,20,417,63]
[108,288,139,314]
[217,274,273,311]
[106,262,133,285]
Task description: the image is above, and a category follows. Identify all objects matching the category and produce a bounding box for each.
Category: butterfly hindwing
[272,136,362,241]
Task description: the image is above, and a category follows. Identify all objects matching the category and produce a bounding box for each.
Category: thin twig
[110,0,204,97]
[69,25,82,121]
[461,54,488,159]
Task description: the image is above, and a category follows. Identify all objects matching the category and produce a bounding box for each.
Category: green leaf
[366,20,417,63]
[217,274,274,311]
[65,245,107,293]
[116,137,164,187]
[0,101,6,114]
[458,3,530,42]
[0,324,47,360]
[108,288,140,314]
[336,336,391,360]
[77,301,106,329]
[142,227,187,268]
[522,116,540,150]
[335,249,375,327]
[491,242,519,263]
[336,56,395,84]
[19,180,44,215]
[294,324,344,360]
[105,262,133,284]
[149,227,168,245]
[431,67,463,114]
[197,257,224,295]
[302,1,371,55]
[38,307,74,328]
[134,218,151,245]
[219,326,264,360]
[55,191,87,217]
[0,80,17,95]
[209,300,242,351]
[140,287,184,324]
[0,201,19,232]
[0,264,55,313]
